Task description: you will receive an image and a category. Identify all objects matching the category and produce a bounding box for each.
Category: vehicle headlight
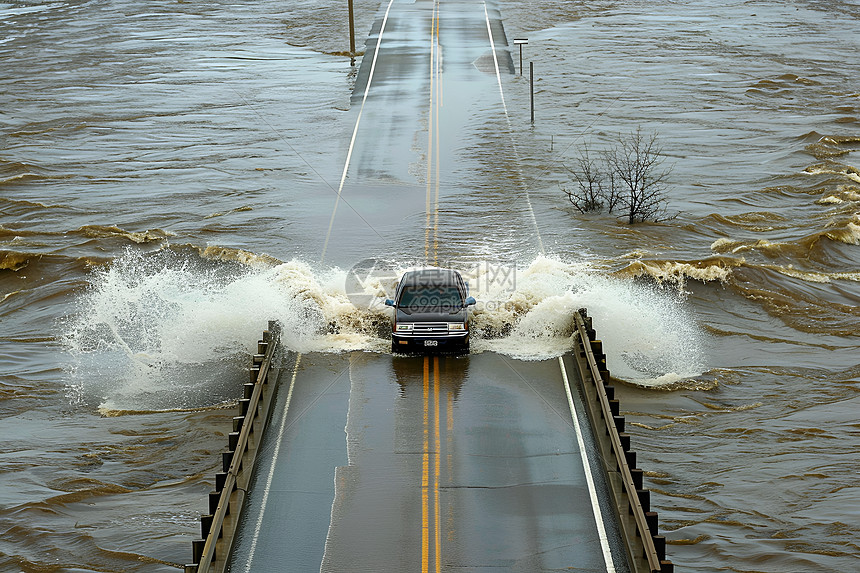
[396,323,414,332]
[447,323,466,331]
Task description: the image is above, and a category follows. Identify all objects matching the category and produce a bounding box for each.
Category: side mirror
[384,299,395,307]
[464,296,477,306]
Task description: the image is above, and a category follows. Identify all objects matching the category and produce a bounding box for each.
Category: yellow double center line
[423,5,444,565]
[422,356,442,573]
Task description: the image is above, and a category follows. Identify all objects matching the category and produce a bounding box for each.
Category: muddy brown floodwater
[1,0,858,571]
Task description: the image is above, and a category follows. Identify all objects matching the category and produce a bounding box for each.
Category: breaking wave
[803,161,860,184]
[615,256,739,286]
[824,213,860,245]
[0,250,38,271]
[74,225,175,244]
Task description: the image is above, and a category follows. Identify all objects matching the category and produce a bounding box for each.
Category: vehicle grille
[412,322,449,335]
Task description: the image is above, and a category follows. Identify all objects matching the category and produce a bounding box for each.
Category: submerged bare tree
[563,128,673,224]
[562,144,606,214]
[606,128,673,223]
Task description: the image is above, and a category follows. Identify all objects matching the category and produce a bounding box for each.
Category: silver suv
[384,268,476,354]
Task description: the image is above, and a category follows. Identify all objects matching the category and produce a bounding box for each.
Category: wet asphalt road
[230,352,625,572]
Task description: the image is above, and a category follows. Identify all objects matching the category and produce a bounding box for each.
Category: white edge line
[482,2,507,114]
[558,356,617,573]
[482,1,545,254]
[320,0,397,263]
[243,353,303,573]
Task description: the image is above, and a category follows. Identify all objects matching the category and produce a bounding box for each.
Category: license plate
[424,340,438,347]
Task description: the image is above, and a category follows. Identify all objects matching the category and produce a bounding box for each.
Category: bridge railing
[185,321,282,573]
[572,308,675,573]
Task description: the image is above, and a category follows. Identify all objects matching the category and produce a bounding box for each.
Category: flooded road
[230,352,627,572]
[1,0,858,571]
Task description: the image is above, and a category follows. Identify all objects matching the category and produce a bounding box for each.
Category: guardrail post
[625,450,636,468]
[200,514,213,538]
[215,471,227,493]
[652,535,666,561]
[631,468,644,489]
[645,511,658,535]
[637,488,651,513]
[192,539,205,563]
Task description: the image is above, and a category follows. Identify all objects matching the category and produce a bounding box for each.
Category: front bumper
[392,331,469,353]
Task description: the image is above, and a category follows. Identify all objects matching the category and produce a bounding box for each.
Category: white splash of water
[63,250,707,409]
[466,256,706,385]
[62,249,332,411]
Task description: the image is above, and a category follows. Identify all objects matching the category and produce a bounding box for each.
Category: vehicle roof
[398,268,464,287]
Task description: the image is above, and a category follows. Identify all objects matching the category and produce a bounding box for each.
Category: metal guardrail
[185,321,282,573]
[571,308,675,573]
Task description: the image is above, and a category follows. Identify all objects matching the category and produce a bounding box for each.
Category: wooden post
[348,0,356,62]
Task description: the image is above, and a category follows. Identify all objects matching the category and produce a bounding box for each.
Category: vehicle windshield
[398,285,464,313]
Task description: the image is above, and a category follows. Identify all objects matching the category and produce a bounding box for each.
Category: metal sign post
[530,61,534,123]
[513,38,528,76]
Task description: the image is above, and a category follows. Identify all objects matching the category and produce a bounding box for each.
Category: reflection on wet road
[319,0,527,269]
[231,352,625,572]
